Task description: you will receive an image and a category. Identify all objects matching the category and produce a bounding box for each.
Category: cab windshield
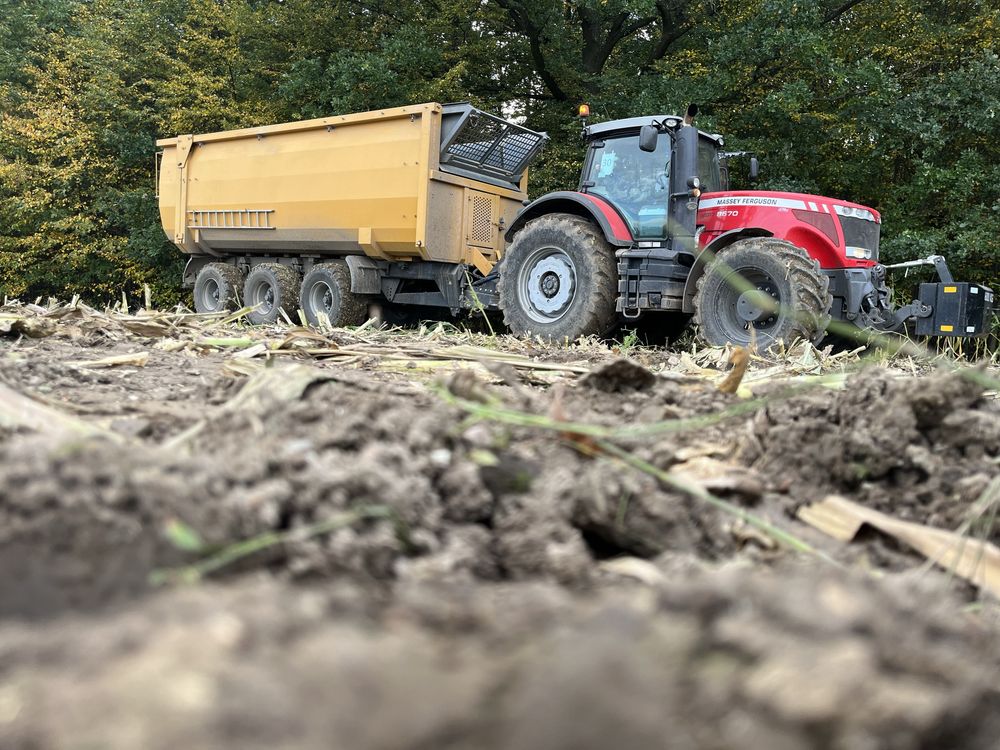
[584,135,671,238]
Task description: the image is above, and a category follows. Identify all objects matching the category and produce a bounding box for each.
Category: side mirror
[638,125,659,153]
[749,156,760,180]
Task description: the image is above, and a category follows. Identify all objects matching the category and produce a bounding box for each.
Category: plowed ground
[1,305,998,749]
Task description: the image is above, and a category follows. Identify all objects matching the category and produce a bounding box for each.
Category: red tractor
[494,106,995,347]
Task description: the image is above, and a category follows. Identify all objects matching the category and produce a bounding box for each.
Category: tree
[0,0,995,304]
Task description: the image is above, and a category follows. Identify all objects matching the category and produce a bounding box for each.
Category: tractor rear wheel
[244,263,300,325]
[300,260,369,328]
[193,262,244,314]
[693,238,831,350]
[499,213,618,342]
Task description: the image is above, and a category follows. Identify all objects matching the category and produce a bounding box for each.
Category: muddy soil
[0,314,998,748]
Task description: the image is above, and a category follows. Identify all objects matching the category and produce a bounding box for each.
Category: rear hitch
[883,254,954,283]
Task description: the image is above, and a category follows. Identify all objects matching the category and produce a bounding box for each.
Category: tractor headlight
[846,246,873,260]
[834,205,877,223]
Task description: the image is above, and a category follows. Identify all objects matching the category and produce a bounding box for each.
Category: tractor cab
[579,115,724,242]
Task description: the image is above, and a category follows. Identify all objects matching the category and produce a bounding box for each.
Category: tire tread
[693,238,832,349]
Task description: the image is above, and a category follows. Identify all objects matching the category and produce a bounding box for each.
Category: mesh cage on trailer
[438,103,547,189]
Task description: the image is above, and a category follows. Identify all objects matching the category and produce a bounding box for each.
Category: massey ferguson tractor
[496,105,994,347]
[157,102,994,346]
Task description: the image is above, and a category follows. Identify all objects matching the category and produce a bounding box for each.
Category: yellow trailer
[156,102,546,324]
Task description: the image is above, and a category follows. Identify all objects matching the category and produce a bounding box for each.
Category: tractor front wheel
[693,238,831,349]
[499,213,618,342]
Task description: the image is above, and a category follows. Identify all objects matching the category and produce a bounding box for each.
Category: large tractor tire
[244,263,301,325]
[300,260,369,328]
[498,213,618,342]
[193,262,244,314]
[693,238,831,350]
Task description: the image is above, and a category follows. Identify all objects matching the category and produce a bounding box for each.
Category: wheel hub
[735,284,778,328]
[309,281,336,316]
[248,279,275,314]
[540,271,560,297]
[521,248,577,322]
[201,279,221,310]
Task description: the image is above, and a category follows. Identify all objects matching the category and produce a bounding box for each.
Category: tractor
[495,105,994,347]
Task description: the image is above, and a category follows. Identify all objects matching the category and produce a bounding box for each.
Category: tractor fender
[681,228,773,313]
[504,191,633,247]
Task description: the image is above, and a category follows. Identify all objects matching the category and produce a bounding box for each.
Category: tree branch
[494,0,569,100]
[647,0,696,65]
[579,8,656,75]
[824,0,869,23]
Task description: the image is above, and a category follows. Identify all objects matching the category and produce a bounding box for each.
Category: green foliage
[0,0,996,304]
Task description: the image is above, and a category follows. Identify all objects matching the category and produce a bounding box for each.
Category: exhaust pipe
[683,103,699,126]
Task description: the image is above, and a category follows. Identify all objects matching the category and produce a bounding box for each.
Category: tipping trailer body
[156,103,545,278]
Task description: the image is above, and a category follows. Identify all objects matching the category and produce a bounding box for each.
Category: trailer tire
[193,262,244,314]
[244,263,301,325]
[300,261,369,328]
[499,213,618,342]
[693,238,831,350]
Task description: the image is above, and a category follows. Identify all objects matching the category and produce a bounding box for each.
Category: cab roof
[585,116,724,146]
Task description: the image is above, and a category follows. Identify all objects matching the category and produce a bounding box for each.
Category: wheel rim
[517,245,577,323]
[307,280,336,319]
[716,268,783,341]
[198,278,222,312]
[247,278,275,315]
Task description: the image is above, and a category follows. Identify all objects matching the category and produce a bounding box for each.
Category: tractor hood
[699,190,881,224]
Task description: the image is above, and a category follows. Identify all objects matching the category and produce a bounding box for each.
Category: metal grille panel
[470,195,494,246]
[442,111,545,181]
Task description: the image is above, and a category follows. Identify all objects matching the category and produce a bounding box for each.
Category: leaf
[799,495,1000,599]
[0,382,122,442]
[196,337,256,349]
[717,347,750,395]
[72,351,149,368]
[162,518,204,552]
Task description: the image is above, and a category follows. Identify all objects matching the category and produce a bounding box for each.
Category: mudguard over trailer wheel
[300,260,369,328]
[694,238,832,350]
[499,213,618,342]
[193,263,244,314]
[244,263,301,325]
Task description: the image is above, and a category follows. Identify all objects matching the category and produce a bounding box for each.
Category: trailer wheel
[300,261,369,328]
[193,263,244,314]
[499,213,618,342]
[244,263,301,325]
[693,238,831,350]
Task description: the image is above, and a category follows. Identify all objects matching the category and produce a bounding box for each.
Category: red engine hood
[699,190,880,223]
